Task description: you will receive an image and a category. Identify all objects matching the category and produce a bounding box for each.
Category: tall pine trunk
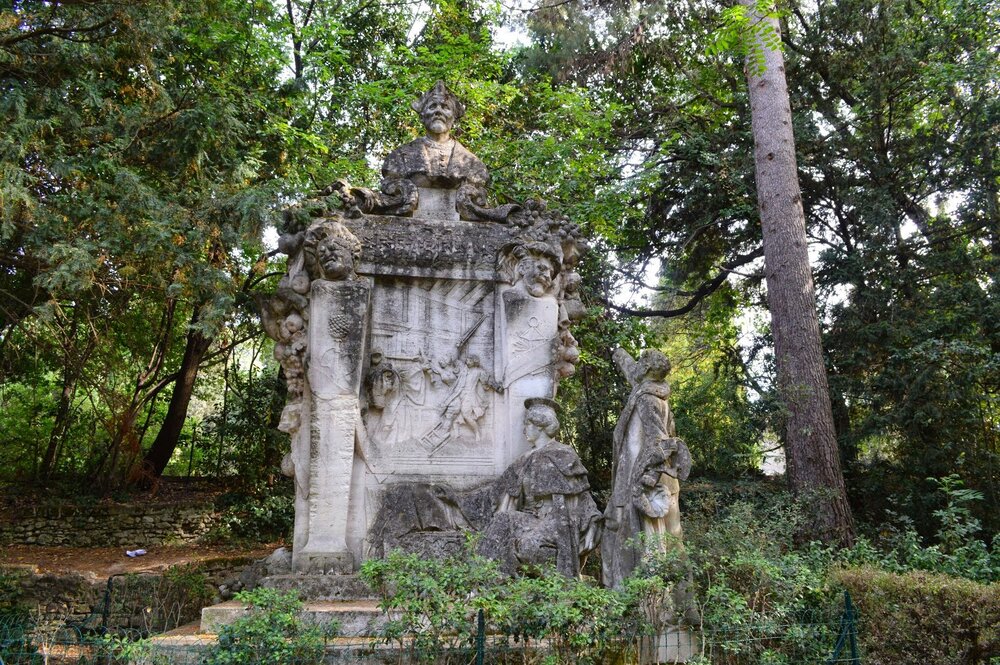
[739,0,854,546]
[142,309,213,476]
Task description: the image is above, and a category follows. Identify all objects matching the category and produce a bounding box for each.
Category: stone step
[200,599,388,637]
[259,573,378,600]
[142,623,403,665]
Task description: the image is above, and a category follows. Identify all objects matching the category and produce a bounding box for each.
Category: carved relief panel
[362,275,499,479]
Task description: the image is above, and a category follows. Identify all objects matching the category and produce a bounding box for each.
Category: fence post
[827,590,860,664]
[476,608,485,665]
[846,591,859,663]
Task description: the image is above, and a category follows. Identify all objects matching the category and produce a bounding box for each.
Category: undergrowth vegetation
[360,476,997,664]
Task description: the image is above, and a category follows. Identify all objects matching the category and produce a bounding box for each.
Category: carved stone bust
[382,81,489,190]
[332,81,517,222]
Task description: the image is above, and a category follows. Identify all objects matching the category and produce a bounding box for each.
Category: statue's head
[370,348,384,365]
[465,353,481,368]
[304,219,362,281]
[523,397,560,445]
[637,349,671,381]
[412,81,465,139]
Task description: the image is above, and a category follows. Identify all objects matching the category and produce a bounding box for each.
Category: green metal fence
[0,602,861,664]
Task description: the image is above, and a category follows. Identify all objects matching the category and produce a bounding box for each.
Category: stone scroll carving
[602,348,692,590]
[258,82,590,574]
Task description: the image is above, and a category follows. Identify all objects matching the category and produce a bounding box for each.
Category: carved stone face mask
[519,256,555,297]
[317,238,354,280]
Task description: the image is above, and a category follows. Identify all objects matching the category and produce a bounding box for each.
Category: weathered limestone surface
[602,348,692,590]
[478,398,601,577]
[259,82,593,575]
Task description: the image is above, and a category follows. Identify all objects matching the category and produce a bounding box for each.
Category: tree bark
[142,309,213,476]
[739,0,855,546]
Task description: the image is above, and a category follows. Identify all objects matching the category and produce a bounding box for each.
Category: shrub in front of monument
[361,546,508,662]
[361,544,644,663]
[640,498,842,664]
[203,588,336,665]
[499,571,638,664]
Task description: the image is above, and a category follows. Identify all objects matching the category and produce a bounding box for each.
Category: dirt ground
[0,543,279,578]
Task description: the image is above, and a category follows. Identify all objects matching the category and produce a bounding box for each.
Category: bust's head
[412,81,465,141]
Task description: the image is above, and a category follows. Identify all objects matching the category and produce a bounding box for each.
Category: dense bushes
[361,546,643,663]
[835,567,1000,665]
[204,482,294,545]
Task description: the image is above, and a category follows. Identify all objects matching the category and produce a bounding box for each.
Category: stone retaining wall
[0,501,220,547]
[0,556,259,626]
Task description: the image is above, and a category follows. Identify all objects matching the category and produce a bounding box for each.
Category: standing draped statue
[602,348,692,589]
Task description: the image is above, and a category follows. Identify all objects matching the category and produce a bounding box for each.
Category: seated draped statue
[479,398,601,577]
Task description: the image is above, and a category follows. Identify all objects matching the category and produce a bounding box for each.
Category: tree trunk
[40,371,76,479]
[739,0,855,546]
[142,310,213,476]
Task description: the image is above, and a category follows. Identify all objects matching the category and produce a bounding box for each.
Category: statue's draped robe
[602,380,675,588]
[483,442,601,577]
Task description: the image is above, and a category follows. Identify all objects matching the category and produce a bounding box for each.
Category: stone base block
[640,628,699,663]
[293,551,355,574]
[200,599,387,637]
[259,573,377,601]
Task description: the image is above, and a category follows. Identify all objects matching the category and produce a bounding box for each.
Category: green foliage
[519,0,1000,540]
[205,483,294,545]
[360,546,506,660]
[204,588,335,665]
[845,475,998,583]
[500,573,638,663]
[361,545,643,663]
[652,495,840,663]
[171,357,289,486]
[706,1,783,76]
[834,567,1000,665]
[657,286,765,477]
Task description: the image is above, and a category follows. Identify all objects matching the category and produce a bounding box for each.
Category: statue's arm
[612,348,638,384]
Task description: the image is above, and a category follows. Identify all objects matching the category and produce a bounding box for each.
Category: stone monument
[260,81,591,575]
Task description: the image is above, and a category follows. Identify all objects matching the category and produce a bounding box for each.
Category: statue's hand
[604,506,623,531]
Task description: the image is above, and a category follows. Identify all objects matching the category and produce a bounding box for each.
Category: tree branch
[605,247,763,318]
